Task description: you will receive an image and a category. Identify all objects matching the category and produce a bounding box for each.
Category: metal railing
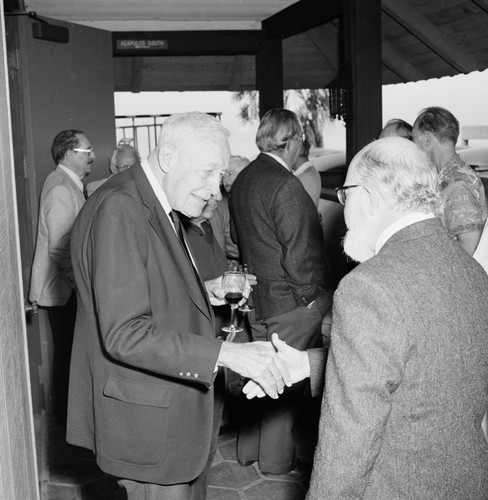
[115,113,222,159]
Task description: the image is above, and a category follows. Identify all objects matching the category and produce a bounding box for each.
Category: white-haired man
[67,112,291,500]
[246,137,488,499]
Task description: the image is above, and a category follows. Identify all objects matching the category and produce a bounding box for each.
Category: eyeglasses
[72,147,93,154]
[335,185,362,205]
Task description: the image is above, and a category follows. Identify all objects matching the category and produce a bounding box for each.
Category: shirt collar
[263,152,291,171]
[58,164,84,192]
[375,212,435,254]
[140,159,197,264]
[293,160,314,177]
[140,158,172,217]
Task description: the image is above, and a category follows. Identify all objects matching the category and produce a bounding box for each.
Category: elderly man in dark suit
[246,136,488,499]
[230,108,334,475]
[67,112,291,500]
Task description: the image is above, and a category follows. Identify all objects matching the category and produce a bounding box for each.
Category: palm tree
[232,89,331,147]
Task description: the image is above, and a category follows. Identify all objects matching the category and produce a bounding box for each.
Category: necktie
[83,186,88,199]
[170,210,209,305]
[170,210,192,263]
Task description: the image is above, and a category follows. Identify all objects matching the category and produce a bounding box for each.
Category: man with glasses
[246,136,488,499]
[230,108,334,476]
[29,129,95,426]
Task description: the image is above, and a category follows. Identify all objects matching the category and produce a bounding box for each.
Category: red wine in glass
[221,271,245,337]
[225,292,243,305]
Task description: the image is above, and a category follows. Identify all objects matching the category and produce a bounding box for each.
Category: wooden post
[257,36,283,118]
[344,0,382,162]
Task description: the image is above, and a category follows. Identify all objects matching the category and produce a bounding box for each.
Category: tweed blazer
[230,153,333,321]
[67,164,223,485]
[307,218,488,499]
[29,166,85,306]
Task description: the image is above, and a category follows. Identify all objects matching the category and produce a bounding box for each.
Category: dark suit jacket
[230,153,333,322]
[307,218,488,499]
[67,163,222,485]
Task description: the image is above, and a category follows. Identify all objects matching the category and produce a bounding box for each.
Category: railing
[461,125,488,147]
[115,113,222,159]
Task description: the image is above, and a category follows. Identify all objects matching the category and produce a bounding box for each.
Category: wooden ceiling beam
[382,0,481,73]
[113,31,263,57]
[471,0,488,15]
[382,42,426,83]
[262,0,343,39]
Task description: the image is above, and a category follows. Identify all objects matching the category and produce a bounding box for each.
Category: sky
[114,68,488,159]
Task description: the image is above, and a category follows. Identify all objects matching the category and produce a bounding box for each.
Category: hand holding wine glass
[221,271,246,340]
[239,264,255,313]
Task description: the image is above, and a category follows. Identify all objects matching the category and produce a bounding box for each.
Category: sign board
[116,40,168,50]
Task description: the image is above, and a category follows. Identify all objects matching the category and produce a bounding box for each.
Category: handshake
[217,333,311,399]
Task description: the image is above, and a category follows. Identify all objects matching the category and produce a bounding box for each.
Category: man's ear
[158,144,175,173]
[421,131,434,149]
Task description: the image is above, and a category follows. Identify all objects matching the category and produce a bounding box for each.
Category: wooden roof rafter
[382,40,426,83]
[305,24,339,74]
[382,0,481,74]
[262,0,343,39]
[471,0,488,15]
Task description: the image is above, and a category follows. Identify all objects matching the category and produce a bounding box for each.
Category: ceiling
[23,0,298,31]
[13,0,488,91]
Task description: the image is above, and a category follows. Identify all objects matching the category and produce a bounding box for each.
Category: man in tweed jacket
[231,109,334,474]
[245,136,488,498]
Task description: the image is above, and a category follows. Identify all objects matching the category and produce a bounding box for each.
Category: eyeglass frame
[72,147,94,154]
[335,184,365,205]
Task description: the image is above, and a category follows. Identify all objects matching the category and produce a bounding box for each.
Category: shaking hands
[242,333,311,399]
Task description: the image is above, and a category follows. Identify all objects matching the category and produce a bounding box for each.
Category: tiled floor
[208,426,310,500]
[45,423,310,499]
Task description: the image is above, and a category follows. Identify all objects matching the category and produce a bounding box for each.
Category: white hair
[351,137,443,216]
[158,111,230,159]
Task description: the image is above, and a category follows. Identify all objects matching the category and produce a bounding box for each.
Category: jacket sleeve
[45,184,78,287]
[308,347,327,398]
[307,271,408,499]
[273,178,331,310]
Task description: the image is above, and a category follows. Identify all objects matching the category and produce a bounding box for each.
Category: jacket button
[194,373,199,379]
[186,372,191,377]
[179,372,184,377]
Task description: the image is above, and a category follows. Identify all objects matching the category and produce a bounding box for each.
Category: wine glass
[221,270,246,339]
[239,264,255,313]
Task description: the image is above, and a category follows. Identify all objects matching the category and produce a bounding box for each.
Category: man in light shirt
[412,106,487,255]
[245,137,488,499]
[292,138,321,208]
[29,129,95,426]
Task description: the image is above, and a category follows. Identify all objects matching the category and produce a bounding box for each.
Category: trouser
[119,370,226,500]
[236,304,324,474]
[47,291,77,427]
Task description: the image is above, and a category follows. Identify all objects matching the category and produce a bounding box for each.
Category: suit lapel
[131,165,213,323]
